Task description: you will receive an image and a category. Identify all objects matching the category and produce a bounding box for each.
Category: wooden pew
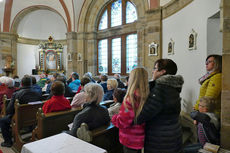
[32,107,82,141]
[77,122,123,153]
[12,100,43,153]
[0,94,10,117]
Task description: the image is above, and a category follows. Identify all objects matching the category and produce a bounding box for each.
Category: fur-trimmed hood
[156,75,184,89]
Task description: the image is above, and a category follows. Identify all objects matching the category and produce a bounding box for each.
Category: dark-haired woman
[137,59,184,153]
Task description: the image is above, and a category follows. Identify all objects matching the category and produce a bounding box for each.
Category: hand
[193,120,197,125]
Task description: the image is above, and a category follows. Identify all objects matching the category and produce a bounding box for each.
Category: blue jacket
[103,89,114,101]
[69,79,81,92]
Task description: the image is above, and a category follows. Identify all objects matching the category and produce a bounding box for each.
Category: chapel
[0,0,230,152]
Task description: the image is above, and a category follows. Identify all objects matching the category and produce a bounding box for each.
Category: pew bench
[32,107,82,141]
[77,122,123,153]
[0,94,11,117]
[12,100,43,153]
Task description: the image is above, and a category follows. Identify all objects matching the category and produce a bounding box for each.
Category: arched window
[97,0,138,75]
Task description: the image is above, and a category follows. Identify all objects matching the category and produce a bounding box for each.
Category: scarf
[198,70,215,85]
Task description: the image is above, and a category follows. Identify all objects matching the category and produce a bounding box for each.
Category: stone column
[66,32,78,76]
[221,0,230,149]
[0,32,18,76]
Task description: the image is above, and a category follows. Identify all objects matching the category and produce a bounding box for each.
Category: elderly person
[99,74,108,93]
[114,73,125,88]
[0,76,16,111]
[194,54,222,116]
[83,72,96,83]
[103,78,118,101]
[67,83,110,136]
[71,77,91,108]
[0,75,42,147]
[136,59,184,153]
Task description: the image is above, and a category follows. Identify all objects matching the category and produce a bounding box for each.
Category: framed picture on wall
[67,53,72,61]
[149,42,158,56]
[188,29,197,50]
[168,38,175,55]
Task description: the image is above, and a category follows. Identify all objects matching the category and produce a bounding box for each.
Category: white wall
[17,10,67,40]
[207,18,222,55]
[162,0,221,112]
[17,43,67,78]
[0,0,5,31]
[160,0,171,6]
[17,44,37,78]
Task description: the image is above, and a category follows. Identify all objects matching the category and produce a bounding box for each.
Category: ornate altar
[38,36,64,74]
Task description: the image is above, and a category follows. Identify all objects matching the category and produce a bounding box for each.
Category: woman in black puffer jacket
[137,59,184,153]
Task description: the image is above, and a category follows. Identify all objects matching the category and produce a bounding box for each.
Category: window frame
[97,0,137,75]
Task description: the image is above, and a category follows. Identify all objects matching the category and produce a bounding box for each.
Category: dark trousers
[0,115,12,143]
[123,146,141,153]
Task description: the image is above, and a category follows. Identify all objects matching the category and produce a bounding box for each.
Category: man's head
[51,81,65,96]
[21,75,32,87]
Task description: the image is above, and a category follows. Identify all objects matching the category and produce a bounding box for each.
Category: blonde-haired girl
[112,67,149,153]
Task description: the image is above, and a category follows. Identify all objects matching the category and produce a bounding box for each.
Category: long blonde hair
[124,67,149,119]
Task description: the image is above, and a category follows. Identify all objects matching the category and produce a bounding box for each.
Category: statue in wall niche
[5,55,13,69]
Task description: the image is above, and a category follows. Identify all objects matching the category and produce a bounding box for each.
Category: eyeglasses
[198,104,207,108]
[153,67,158,71]
[205,60,214,65]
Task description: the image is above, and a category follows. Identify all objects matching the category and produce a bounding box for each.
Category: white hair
[84,83,104,104]
[0,76,14,87]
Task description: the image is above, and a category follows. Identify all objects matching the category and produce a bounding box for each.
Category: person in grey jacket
[136,59,184,153]
[67,83,110,136]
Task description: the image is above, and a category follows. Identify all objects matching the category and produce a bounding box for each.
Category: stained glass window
[126,34,137,73]
[126,2,137,24]
[99,9,108,30]
[111,0,122,27]
[112,38,121,73]
[97,0,138,75]
[98,39,108,73]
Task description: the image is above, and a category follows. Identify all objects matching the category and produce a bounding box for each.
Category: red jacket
[42,95,71,114]
[0,85,16,110]
[112,98,145,150]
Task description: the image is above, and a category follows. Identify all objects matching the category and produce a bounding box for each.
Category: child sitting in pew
[42,81,71,114]
[184,96,220,153]
[108,88,126,119]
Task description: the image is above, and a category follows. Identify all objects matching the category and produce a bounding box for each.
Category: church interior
[0,0,230,152]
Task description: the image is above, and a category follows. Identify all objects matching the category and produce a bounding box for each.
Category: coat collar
[156,75,184,89]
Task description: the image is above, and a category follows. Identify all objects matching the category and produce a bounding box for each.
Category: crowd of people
[0,55,222,153]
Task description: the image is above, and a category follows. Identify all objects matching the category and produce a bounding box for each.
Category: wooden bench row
[1,96,118,153]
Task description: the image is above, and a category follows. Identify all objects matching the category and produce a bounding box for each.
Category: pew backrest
[12,100,43,152]
[32,107,82,141]
[1,94,10,117]
[77,122,122,153]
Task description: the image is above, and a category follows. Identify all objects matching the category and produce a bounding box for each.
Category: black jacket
[137,75,184,153]
[190,111,220,145]
[6,86,43,118]
[69,102,110,136]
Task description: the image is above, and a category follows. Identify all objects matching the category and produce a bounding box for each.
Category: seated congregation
[0,55,222,153]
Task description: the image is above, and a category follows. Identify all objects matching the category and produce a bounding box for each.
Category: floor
[0,134,15,153]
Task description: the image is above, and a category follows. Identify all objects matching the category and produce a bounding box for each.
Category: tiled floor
[0,134,15,153]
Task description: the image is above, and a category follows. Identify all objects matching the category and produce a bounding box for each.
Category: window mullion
[108,4,111,28]
[121,35,126,75]
[108,38,112,75]
[122,0,126,25]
